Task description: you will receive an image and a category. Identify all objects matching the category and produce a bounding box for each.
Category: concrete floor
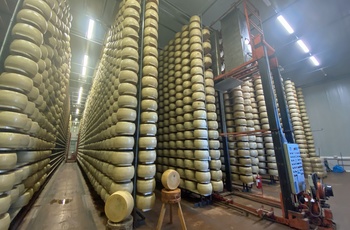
[19,163,105,230]
[323,172,349,230]
[19,163,349,230]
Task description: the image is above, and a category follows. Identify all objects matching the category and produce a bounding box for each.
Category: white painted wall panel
[302,77,350,157]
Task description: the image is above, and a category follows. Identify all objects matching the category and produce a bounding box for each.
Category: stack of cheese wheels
[224,90,238,182]
[254,76,278,176]
[78,0,142,208]
[203,28,223,192]
[232,86,254,184]
[252,76,267,175]
[296,88,326,178]
[175,25,190,190]
[160,41,171,178]
[189,15,212,196]
[0,0,72,222]
[284,79,311,175]
[167,37,178,178]
[156,47,165,181]
[136,0,159,211]
[155,16,223,197]
[242,81,259,181]
[175,29,187,186]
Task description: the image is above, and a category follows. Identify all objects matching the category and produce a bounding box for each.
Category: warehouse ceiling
[68,0,350,121]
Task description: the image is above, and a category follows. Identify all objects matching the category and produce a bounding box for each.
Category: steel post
[218,92,232,191]
[258,45,294,217]
[133,0,146,226]
[271,67,294,143]
[212,30,232,191]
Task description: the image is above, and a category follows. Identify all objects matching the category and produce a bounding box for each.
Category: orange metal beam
[214,59,257,81]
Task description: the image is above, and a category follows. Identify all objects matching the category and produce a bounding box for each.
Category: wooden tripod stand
[156,188,187,230]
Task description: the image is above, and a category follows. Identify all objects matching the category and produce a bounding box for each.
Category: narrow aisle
[19,163,105,230]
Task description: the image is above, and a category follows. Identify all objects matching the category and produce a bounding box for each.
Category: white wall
[302,77,350,158]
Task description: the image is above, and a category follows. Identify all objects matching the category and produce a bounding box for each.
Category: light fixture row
[76,18,95,117]
[277,15,320,66]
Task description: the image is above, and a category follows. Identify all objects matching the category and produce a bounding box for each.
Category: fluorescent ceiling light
[75,118,78,121]
[310,56,320,66]
[82,66,87,76]
[76,108,79,115]
[277,15,294,34]
[82,55,88,76]
[87,19,95,39]
[83,55,88,66]
[296,40,309,53]
[77,87,83,104]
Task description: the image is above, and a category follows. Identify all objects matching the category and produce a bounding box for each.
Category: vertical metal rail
[258,45,294,217]
[218,92,232,191]
[133,0,146,226]
[271,67,295,143]
[0,0,23,72]
[212,30,232,191]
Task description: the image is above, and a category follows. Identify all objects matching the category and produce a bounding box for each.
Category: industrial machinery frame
[211,0,335,229]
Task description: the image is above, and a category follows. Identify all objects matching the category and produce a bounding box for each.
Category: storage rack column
[211,30,232,192]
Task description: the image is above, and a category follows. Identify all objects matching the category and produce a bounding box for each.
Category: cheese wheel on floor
[105,191,134,223]
[161,169,180,190]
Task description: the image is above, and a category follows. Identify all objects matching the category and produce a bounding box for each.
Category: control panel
[283,143,306,194]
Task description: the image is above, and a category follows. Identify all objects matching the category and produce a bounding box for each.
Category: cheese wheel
[5,55,38,78]
[109,166,134,182]
[197,183,212,195]
[109,182,133,194]
[0,153,17,170]
[194,160,209,171]
[192,130,207,139]
[138,164,156,178]
[0,172,16,193]
[108,151,134,165]
[11,190,31,209]
[137,179,156,194]
[211,180,223,192]
[0,194,11,215]
[193,150,208,161]
[184,180,196,191]
[12,23,43,46]
[161,169,180,190]
[195,171,210,183]
[269,169,278,176]
[0,90,28,111]
[0,72,34,93]
[136,193,155,211]
[105,191,134,222]
[0,213,10,230]
[109,136,135,149]
[240,175,253,184]
[114,122,136,135]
